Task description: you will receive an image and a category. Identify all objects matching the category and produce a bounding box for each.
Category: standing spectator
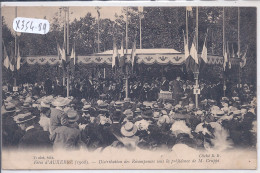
[173,76,183,105]
[44,77,53,95]
[14,111,52,150]
[50,97,70,132]
[50,109,82,150]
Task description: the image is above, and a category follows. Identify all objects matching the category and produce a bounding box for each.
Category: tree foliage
[2,7,256,85]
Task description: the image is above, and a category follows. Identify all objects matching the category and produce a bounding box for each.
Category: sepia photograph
[1,2,257,170]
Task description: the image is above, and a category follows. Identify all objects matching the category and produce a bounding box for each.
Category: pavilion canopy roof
[96,48,181,55]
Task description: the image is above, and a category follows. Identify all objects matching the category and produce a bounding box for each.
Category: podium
[158,91,173,100]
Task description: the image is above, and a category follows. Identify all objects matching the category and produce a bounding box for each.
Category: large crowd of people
[1,76,257,152]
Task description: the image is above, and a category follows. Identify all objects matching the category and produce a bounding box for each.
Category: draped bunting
[24,54,240,66]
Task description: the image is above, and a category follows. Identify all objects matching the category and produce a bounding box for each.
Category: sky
[2,6,124,31]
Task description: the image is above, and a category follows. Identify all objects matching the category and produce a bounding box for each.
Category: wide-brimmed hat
[98,101,108,108]
[124,109,134,117]
[41,95,54,105]
[82,104,91,112]
[81,98,87,104]
[121,122,138,137]
[24,97,33,103]
[67,109,79,122]
[153,111,161,120]
[114,101,124,108]
[14,112,36,124]
[52,97,71,107]
[157,115,170,126]
[134,108,142,114]
[232,97,240,101]
[22,102,31,108]
[174,104,182,110]
[100,94,106,98]
[161,110,168,115]
[40,101,50,108]
[195,110,204,116]
[201,99,208,105]
[5,102,17,112]
[221,97,229,101]
[98,108,109,114]
[5,97,13,102]
[241,104,250,109]
[216,110,225,116]
[233,110,241,116]
[152,103,160,110]
[134,119,150,131]
[124,98,131,102]
[100,115,112,125]
[165,103,173,111]
[208,99,217,105]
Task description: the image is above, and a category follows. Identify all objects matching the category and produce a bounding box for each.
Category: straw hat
[14,112,36,124]
[24,97,33,103]
[22,102,31,108]
[52,97,71,107]
[121,122,138,137]
[165,103,173,111]
[216,110,225,116]
[5,97,12,102]
[157,115,170,126]
[124,98,131,102]
[82,104,91,112]
[134,108,142,114]
[67,109,79,122]
[153,111,161,120]
[161,110,168,115]
[100,94,106,98]
[195,110,204,116]
[5,102,17,112]
[98,101,108,108]
[124,109,134,117]
[100,116,112,125]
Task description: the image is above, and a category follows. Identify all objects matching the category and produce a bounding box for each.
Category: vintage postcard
[1,1,258,170]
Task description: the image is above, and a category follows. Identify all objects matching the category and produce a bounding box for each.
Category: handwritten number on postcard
[13,17,49,34]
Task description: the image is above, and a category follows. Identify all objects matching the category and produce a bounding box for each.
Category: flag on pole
[70,42,76,65]
[201,31,208,63]
[3,43,10,69]
[97,9,100,18]
[61,43,66,62]
[183,30,189,60]
[231,44,235,58]
[131,39,137,72]
[240,46,248,68]
[227,42,231,69]
[119,39,125,68]
[223,43,228,71]
[186,6,192,11]
[17,44,21,70]
[138,6,143,13]
[185,32,199,73]
[186,7,193,17]
[190,34,199,64]
[9,49,15,72]
[57,43,63,60]
[112,39,118,70]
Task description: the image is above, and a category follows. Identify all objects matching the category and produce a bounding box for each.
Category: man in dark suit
[173,76,183,105]
[44,77,53,95]
[14,112,52,150]
[161,77,169,91]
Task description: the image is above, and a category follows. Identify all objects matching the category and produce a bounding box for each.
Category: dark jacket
[50,125,81,150]
[161,80,169,91]
[18,126,52,150]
